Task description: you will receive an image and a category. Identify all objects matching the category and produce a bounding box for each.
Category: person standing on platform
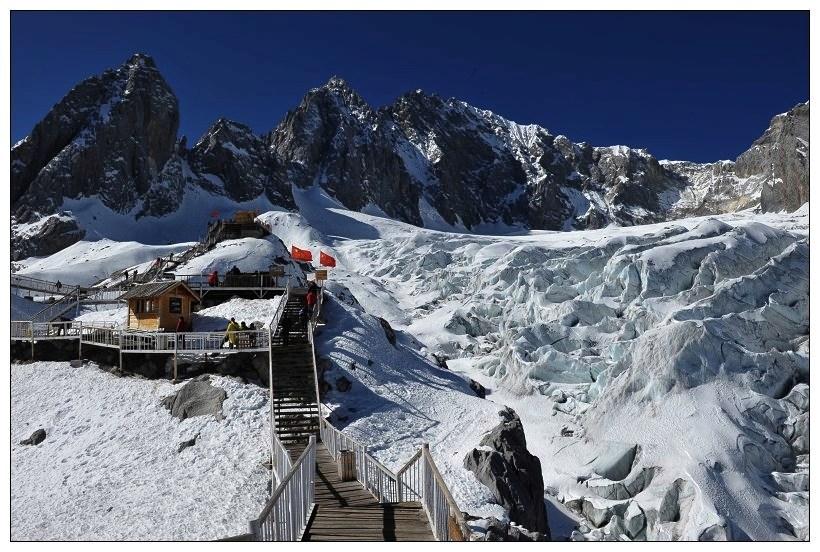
[225,318,240,349]
[176,316,188,349]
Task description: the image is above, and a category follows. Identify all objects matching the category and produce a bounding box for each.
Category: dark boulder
[469,379,486,399]
[481,517,549,541]
[376,317,397,347]
[20,428,47,446]
[335,376,352,392]
[464,407,550,536]
[177,433,200,453]
[162,375,227,421]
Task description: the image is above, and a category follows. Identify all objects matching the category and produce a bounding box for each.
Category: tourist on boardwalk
[207,270,219,287]
[248,322,257,347]
[239,321,249,348]
[56,315,70,336]
[176,316,188,349]
[230,265,241,276]
[305,286,318,317]
[225,318,240,349]
[56,280,62,292]
[281,315,293,347]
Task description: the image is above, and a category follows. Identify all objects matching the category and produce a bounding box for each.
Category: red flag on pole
[320,251,336,267]
[291,245,313,262]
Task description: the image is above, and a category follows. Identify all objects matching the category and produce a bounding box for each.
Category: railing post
[248,519,260,541]
[30,322,35,360]
[118,331,123,373]
[173,334,178,383]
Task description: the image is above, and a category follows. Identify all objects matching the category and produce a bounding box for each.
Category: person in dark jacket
[281,315,292,347]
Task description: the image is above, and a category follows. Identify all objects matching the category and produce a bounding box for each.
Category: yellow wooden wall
[127,294,193,331]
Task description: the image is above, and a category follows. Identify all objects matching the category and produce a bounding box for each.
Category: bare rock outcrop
[464,407,550,536]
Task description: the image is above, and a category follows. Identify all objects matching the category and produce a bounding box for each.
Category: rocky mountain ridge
[10,54,809,260]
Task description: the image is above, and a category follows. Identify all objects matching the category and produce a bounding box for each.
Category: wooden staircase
[271,293,319,445]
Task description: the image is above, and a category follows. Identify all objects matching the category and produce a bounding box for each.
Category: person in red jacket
[305,288,317,316]
[176,316,188,349]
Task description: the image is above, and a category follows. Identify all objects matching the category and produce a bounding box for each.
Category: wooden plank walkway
[300,444,434,541]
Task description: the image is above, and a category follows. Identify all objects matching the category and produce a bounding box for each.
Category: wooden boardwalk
[274,291,435,541]
[301,444,434,541]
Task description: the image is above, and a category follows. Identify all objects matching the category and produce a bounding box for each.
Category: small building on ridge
[119,281,199,331]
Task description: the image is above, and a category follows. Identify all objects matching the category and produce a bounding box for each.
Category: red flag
[320,251,336,268]
[291,245,313,262]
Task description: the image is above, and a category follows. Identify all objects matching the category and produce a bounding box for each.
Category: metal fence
[318,417,400,503]
[318,416,471,541]
[11,274,80,296]
[392,444,471,541]
[30,292,79,323]
[251,435,316,541]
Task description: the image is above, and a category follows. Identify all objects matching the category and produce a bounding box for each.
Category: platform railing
[318,417,400,503]
[30,290,80,323]
[318,415,471,541]
[251,435,316,541]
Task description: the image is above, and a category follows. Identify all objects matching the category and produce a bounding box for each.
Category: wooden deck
[300,444,434,541]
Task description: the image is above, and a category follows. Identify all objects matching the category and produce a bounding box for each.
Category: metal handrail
[11,274,80,296]
[420,444,472,541]
[30,290,80,322]
[11,320,83,339]
[252,435,316,541]
[318,417,399,503]
[271,431,293,486]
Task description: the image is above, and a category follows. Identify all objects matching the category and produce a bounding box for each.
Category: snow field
[11,362,271,540]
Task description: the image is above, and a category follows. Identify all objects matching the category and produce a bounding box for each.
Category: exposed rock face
[463,407,550,535]
[376,316,397,346]
[10,57,809,261]
[162,375,227,420]
[188,118,293,207]
[736,101,810,212]
[270,77,422,225]
[12,54,179,219]
[11,54,180,258]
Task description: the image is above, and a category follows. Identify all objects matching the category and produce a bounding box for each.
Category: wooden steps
[300,444,434,541]
[271,294,319,446]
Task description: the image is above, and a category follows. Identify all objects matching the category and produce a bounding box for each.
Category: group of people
[225,317,258,349]
[278,282,320,347]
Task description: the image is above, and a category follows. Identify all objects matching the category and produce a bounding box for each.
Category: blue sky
[10,10,809,162]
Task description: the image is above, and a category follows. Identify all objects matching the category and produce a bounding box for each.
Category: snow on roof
[118,281,197,300]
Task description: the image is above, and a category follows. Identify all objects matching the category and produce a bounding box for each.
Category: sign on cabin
[269,266,285,277]
[169,297,182,314]
[315,270,328,281]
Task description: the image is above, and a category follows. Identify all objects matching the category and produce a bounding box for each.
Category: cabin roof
[118,281,198,301]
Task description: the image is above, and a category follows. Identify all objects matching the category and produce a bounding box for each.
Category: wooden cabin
[119,281,199,331]
[234,210,257,224]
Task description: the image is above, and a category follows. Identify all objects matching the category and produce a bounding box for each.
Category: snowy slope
[276,191,809,541]
[11,363,270,541]
[9,186,810,541]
